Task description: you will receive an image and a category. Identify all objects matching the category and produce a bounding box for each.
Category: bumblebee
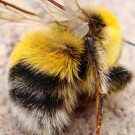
[0,0,132,135]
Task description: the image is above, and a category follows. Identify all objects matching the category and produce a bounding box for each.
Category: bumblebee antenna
[47,0,94,25]
[47,0,64,10]
[124,39,135,47]
[75,1,94,25]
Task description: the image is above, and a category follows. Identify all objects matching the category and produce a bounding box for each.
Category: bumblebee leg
[77,93,94,110]
[96,90,105,135]
[108,66,132,93]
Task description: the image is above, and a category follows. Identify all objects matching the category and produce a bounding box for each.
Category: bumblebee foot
[108,66,132,93]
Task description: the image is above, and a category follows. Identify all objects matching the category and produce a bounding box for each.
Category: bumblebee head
[83,7,122,67]
[84,7,122,43]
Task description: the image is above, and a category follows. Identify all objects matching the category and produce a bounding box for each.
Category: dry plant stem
[48,0,64,10]
[96,90,105,135]
[124,39,135,46]
[0,0,36,15]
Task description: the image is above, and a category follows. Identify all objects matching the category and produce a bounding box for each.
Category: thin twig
[48,0,64,10]
[0,0,36,15]
[96,91,104,135]
[124,39,135,46]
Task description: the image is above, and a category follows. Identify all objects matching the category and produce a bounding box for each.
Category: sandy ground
[0,0,135,135]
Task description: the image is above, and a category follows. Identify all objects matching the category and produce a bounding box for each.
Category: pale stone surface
[0,0,135,135]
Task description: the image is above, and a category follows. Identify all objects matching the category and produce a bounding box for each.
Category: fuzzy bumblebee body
[6,1,132,135]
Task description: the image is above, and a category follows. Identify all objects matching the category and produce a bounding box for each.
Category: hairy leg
[108,66,132,93]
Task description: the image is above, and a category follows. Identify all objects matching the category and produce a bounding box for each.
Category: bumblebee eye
[100,23,106,27]
[96,22,106,28]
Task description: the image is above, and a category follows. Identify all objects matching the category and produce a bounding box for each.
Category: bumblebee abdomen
[9,62,76,135]
[9,62,64,111]
[8,26,88,134]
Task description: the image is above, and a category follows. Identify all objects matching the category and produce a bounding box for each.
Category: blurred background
[0,0,135,135]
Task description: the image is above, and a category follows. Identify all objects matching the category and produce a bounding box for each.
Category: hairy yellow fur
[11,27,84,82]
[8,4,130,135]
[99,8,122,67]
[11,7,122,83]
[86,7,122,67]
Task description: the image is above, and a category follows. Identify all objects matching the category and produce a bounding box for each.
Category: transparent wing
[22,0,68,23]
[0,0,68,24]
[45,0,68,21]
[25,0,55,23]
[0,0,89,37]
[64,0,89,37]
[72,22,89,37]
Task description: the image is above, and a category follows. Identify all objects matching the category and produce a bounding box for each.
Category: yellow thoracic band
[10,28,84,82]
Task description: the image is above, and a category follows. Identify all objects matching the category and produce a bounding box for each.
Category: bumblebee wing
[0,0,69,25]
[37,0,89,37]
[25,0,68,23]
[26,0,55,23]
[0,0,60,25]
[45,0,68,21]
[64,0,80,17]
[72,21,89,37]
[0,0,89,37]
[64,0,89,37]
